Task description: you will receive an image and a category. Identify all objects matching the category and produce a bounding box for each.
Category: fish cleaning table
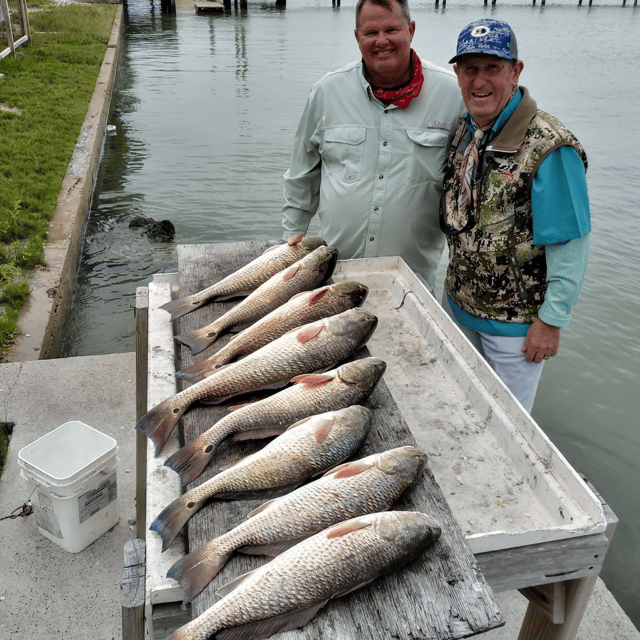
[137,239,615,640]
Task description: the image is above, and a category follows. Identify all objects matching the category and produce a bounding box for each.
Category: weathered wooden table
[135,239,615,640]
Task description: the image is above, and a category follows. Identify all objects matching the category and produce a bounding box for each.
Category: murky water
[61,0,640,627]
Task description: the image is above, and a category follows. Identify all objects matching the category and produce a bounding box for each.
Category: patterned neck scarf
[456,85,519,221]
[456,120,486,219]
[367,50,424,109]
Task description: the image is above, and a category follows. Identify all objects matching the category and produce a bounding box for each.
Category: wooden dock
[136,240,617,640]
[194,0,224,12]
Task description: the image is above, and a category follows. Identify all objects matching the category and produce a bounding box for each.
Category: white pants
[441,296,544,413]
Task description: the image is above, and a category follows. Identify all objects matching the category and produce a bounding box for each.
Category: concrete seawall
[9,5,124,362]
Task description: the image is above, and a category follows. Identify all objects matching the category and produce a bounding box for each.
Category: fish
[159,234,326,320]
[176,281,369,382]
[136,308,378,456]
[165,356,386,486]
[166,510,442,640]
[174,245,339,355]
[150,405,373,552]
[167,445,428,603]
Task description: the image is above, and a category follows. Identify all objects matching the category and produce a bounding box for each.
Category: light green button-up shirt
[282,57,465,288]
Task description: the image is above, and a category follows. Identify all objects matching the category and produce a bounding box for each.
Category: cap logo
[471,26,491,37]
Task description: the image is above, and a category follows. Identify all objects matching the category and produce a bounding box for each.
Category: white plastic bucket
[18,421,119,553]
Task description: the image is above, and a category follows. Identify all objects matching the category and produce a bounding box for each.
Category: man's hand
[522,318,560,364]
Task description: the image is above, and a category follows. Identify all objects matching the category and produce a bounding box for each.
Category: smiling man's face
[355,0,415,89]
[454,54,523,128]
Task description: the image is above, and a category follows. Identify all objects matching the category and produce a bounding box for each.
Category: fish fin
[281,264,300,282]
[159,295,205,320]
[312,415,336,443]
[326,518,373,539]
[166,541,231,604]
[174,326,221,355]
[149,493,202,552]
[286,232,304,247]
[296,325,324,344]
[228,322,251,334]
[136,397,188,457]
[289,372,334,388]
[308,286,330,304]
[324,459,374,479]
[215,289,254,301]
[244,498,279,519]
[229,427,288,442]
[164,435,215,486]
[227,401,252,411]
[174,358,220,384]
[238,540,301,557]
[216,601,328,640]
[215,569,254,597]
[284,415,314,430]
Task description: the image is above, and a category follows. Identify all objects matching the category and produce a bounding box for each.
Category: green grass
[0,422,15,480]
[0,0,116,359]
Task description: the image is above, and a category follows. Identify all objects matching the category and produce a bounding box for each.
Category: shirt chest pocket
[404,129,449,188]
[321,125,366,184]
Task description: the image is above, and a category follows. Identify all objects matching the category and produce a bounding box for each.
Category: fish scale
[167,511,442,640]
[167,446,428,604]
[159,234,326,320]
[136,308,378,456]
[164,357,386,486]
[174,245,339,356]
[150,406,373,552]
[176,280,370,381]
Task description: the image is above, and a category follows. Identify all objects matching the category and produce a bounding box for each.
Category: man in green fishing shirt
[440,19,591,412]
[282,0,465,291]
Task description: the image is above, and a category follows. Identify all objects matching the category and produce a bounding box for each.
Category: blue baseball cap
[449,19,518,64]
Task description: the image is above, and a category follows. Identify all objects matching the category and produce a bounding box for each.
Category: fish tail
[174,326,221,355]
[150,493,202,552]
[167,540,232,604]
[174,357,221,384]
[136,397,188,456]
[164,435,217,486]
[159,295,205,320]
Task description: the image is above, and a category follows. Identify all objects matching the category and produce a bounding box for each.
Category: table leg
[517,576,598,640]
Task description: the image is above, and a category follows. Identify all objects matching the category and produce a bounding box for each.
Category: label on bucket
[36,492,63,539]
[78,473,117,524]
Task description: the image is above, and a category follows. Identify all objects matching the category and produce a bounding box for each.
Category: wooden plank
[194,0,224,11]
[122,539,146,640]
[475,532,608,593]
[135,287,149,540]
[170,240,503,640]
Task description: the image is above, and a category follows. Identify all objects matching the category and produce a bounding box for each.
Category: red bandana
[370,50,424,109]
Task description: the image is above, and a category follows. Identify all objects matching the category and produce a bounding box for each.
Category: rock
[128,216,175,241]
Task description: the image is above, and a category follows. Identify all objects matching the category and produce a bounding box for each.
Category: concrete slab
[0,356,638,640]
[0,353,136,640]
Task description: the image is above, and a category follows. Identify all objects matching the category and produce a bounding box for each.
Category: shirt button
[379,175,384,179]
[369,237,375,242]
[383,141,388,146]
[373,206,378,211]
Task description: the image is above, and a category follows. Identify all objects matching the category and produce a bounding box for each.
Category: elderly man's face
[454,55,524,128]
[355,0,415,89]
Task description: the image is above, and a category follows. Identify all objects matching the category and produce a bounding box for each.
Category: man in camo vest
[440,19,591,412]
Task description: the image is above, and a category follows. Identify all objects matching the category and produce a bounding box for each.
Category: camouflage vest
[441,89,587,324]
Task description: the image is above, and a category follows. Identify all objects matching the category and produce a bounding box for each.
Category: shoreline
[8,4,123,362]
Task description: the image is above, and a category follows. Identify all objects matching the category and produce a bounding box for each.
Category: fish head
[306,245,339,280]
[373,511,442,551]
[326,308,378,345]
[376,446,428,484]
[297,235,327,253]
[330,281,369,308]
[337,357,386,390]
